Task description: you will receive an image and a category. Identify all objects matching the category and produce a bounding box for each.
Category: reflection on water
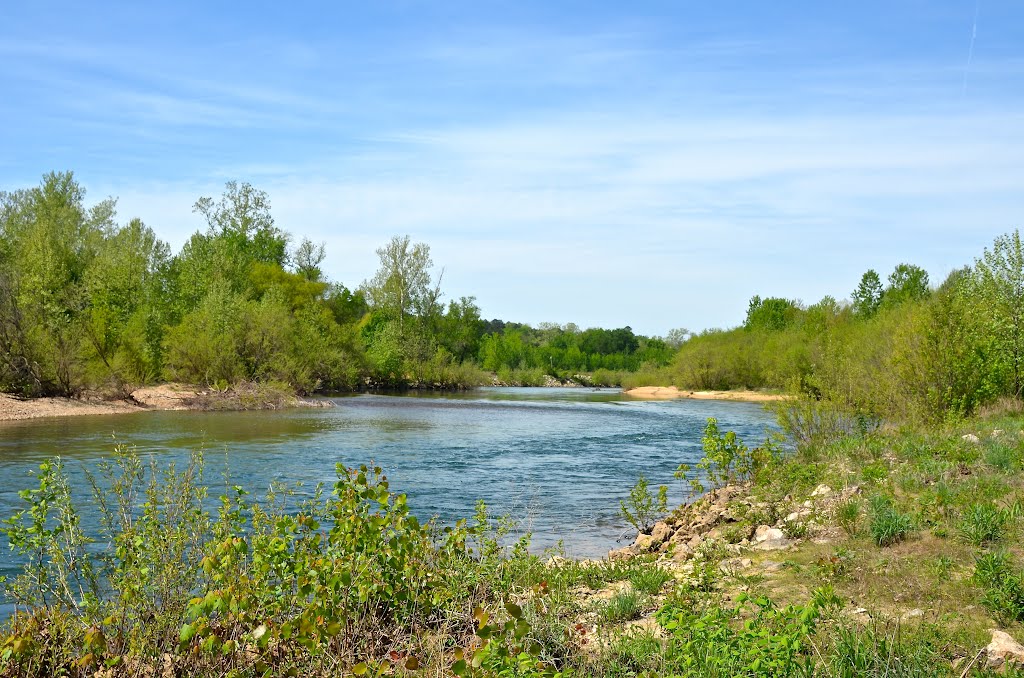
[0,387,776,564]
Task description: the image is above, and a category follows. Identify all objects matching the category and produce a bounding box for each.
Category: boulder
[633,533,656,551]
[963,433,981,444]
[985,630,1024,670]
[753,525,786,543]
[811,484,833,497]
[651,521,674,545]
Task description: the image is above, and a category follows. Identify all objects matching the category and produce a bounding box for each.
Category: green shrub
[656,588,838,678]
[959,503,1008,546]
[869,495,915,547]
[620,475,668,534]
[973,551,1024,625]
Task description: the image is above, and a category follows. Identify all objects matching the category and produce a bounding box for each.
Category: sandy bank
[622,386,791,403]
[0,384,331,422]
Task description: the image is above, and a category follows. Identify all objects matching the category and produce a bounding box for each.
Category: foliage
[676,418,778,497]
[973,551,1024,624]
[619,475,667,534]
[656,589,837,677]
[958,503,1008,546]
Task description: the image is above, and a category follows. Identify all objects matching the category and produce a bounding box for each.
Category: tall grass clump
[958,503,1008,546]
[868,495,915,547]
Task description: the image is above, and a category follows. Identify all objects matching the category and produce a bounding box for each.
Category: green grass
[594,589,647,623]
[869,495,916,547]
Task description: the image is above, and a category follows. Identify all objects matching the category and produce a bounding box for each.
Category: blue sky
[2,1,1023,336]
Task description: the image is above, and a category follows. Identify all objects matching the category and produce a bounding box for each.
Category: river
[0,387,776,573]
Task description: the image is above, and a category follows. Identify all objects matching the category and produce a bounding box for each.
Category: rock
[633,533,656,551]
[753,525,786,543]
[670,543,694,562]
[962,433,981,444]
[811,484,833,497]
[753,537,792,551]
[985,630,1024,670]
[608,546,637,561]
[651,521,673,545]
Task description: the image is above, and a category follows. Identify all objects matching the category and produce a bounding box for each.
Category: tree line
[0,172,674,397]
[625,230,1024,421]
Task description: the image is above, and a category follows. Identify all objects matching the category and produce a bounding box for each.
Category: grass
[594,589,647,623]
[959,503,1009,546]
[869,495,916,547]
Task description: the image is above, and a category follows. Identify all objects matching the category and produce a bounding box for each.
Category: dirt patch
[0,392,143,421]
[622,386,791,402]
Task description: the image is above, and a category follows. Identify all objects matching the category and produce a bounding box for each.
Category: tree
[664,327,691,349]
[294,238,326,282]
[193,181,288,267]
[883,263,930,307]
[362,235,437,332]
[744,296,798,331]
[972,230,1024,397]
[851,270,884,318]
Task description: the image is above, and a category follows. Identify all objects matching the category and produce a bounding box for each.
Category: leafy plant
[620,475,668,534]
[656,588,838,677]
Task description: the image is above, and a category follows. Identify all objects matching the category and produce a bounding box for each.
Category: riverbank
[623,385,791,402]
[0,383,331,422]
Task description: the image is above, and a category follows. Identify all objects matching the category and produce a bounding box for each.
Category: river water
[0,387,775,572]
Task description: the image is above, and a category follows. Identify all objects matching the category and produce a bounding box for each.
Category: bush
[656,589,839,678]
[973,551,1024,625]
[0,448,539,676]
[620,475,668,534]
[869,495,915,547]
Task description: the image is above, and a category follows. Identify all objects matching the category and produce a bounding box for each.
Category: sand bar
[622,386,791,403]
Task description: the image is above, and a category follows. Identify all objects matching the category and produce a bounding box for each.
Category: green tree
[362,235,438,333]
[851,270,884,318]
[744,296,798,331]
[192,181,288,267]
[883,263,930,307]
[972,230,1024,397]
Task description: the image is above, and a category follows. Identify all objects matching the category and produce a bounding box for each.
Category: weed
[869,495,915,547]
[959,503,1008,546]
[629,567,673,595]
[836,498,862,536]
[595,589,646,623]
[973,551,1024,625]
[781,518,809,539]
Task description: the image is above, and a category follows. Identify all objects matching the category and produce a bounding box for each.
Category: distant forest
[0,172,675,396]
[3,171,1021,423]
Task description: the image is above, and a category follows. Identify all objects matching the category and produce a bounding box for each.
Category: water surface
[0,387,776,566]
